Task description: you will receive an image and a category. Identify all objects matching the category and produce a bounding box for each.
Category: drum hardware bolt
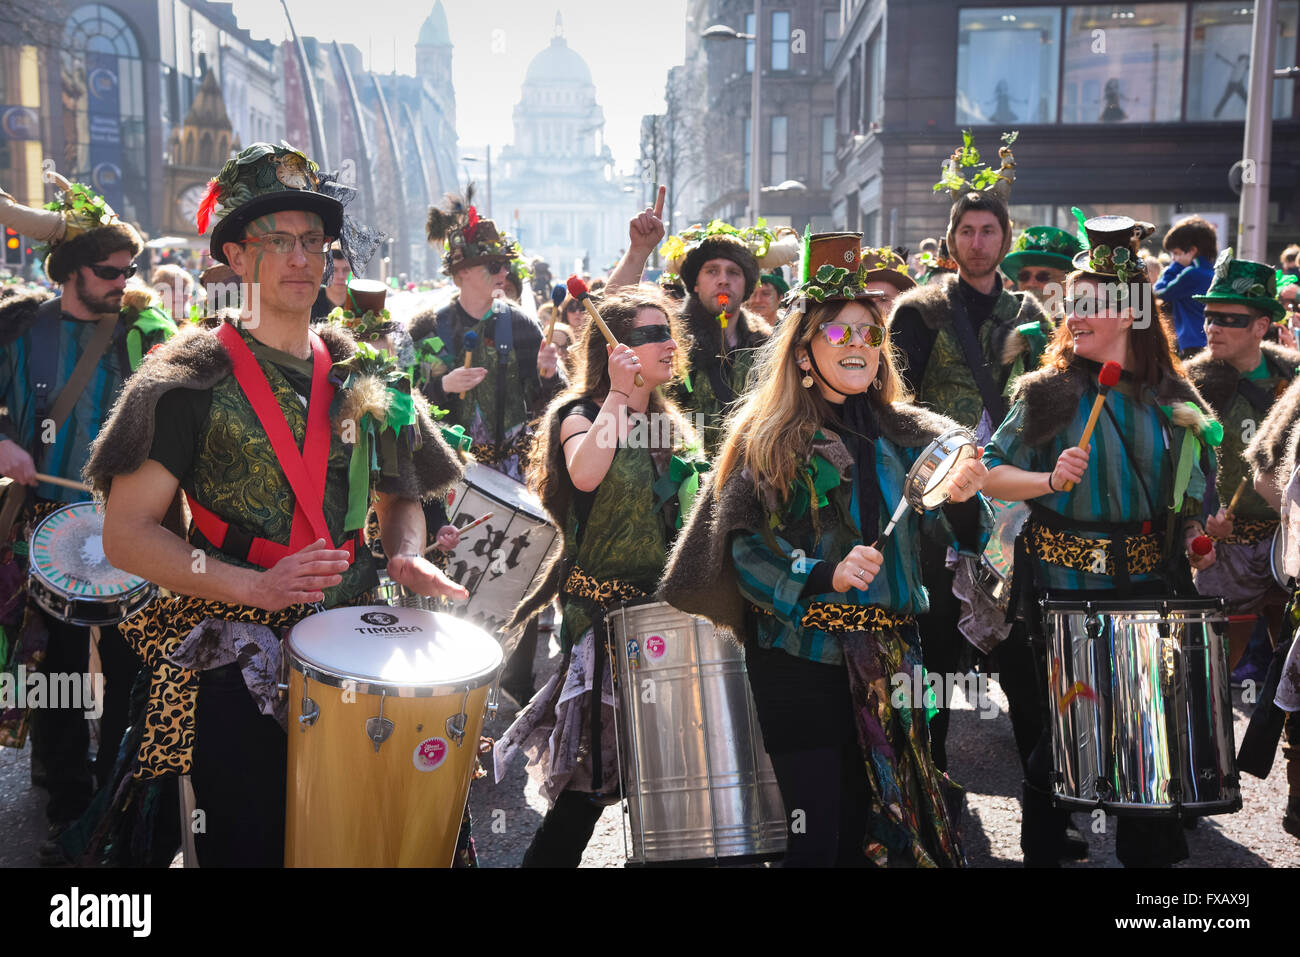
[365,693,394,752]
[416,724,423,732]
[299,695,319,728]
[447,688,472,746]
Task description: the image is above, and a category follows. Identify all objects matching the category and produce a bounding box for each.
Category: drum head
[450,464,547,523]
[285,606,502,695]
[30,503,148,598]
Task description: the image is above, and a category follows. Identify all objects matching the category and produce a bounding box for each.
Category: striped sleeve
[731,531,818,629]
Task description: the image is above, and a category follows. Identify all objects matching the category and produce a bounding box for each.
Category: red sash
[185,323,355,569]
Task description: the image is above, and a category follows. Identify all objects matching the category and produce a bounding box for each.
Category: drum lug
[366,694,394,752]
[299,695,319,728]
[447,688,472,746]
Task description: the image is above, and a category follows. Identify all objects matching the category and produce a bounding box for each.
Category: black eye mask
[622,325,673,347]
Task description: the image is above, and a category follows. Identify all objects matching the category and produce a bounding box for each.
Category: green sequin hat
[1194,249,1286,322]
[859,246,917,293]
[200,142,346,266]
[1072,214,1155,284]
[1001,226,1085,280]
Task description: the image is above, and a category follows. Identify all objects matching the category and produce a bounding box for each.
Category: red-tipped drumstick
[1062,360,1123,492]
[1226,476,1250,516]
[1191,535,1213,557]
[567,275,643,388]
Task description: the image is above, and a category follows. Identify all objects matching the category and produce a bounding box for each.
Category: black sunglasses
[1203,310,1258,329]
[1017,269,1055,284]
[87,263,138,280]
[622,324,673,347]
[485,261,508,275]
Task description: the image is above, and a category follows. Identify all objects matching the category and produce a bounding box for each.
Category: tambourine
[879,427,978,540]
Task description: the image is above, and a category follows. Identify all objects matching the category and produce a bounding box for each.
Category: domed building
[493,15,636,276]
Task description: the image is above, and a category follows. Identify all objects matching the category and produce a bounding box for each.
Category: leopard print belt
[752,601,916,634]
[1212,518,1278,547]
[1027,521,1163,577]
[470,428,533,467]
[562,564,649,609]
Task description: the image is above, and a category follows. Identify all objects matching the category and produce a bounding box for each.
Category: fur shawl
[1009,359,1218,448]
[84,322,462,502]
[1184,341,1300,419]
[890,273,1050,369]
[1247,375,1300,494]
[658,400,961,641]
[0,290,55,346]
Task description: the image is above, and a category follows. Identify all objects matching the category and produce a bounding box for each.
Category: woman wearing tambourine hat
[982,212,1221,867]
[660,231,991,867]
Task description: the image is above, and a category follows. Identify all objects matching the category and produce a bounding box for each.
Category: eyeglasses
[1203,310,1258,329]
[485,261,508,275]
[1017,269,1055,284]
[818,321,885,348]
[622,324,673,347]
[87,263,137,280]
[240,232,332,256]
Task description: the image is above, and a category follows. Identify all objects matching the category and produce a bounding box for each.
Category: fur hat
[661,221,799,301]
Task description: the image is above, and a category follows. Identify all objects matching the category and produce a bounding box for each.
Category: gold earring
[801,369,814,388]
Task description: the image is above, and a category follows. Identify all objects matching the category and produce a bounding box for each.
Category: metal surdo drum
[606,599,787,864]
[28,503,155,625]
[442,464,557,633]
[1042,598,1239,817]
[283,605,502,867]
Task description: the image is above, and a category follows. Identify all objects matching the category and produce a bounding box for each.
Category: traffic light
[3,227,21,267]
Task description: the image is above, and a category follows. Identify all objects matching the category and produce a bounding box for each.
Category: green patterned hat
[1194,249,1286,322]
[201,142,345,265]
[1001,226,1085,280]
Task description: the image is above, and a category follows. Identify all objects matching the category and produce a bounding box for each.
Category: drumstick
[567,275,643,388]
[459,329,479,399]
[545,285,565,343]
[1226,476,1250,516]
[422,512,494,555]
[1063,361,1123,492]
[35,472,92,493]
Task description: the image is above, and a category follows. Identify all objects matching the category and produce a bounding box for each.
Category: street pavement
[3,627,1297,868]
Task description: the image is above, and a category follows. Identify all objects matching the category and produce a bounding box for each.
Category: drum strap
[947,294,1007,425]
[185,325,353,570]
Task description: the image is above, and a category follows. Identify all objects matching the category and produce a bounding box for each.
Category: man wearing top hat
[85,142,466,866]
[887,145,1052,776]
[0,175,175,840]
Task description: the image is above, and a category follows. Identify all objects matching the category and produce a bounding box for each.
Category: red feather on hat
[196,178,221,235]
[465,205,479,243]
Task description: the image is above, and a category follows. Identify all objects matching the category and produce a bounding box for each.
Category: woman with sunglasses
[981,215,1220,867]
[661,233,989,867]
[495,286,704,866]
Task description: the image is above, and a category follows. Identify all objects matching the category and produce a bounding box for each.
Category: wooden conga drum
[284,605,502,867]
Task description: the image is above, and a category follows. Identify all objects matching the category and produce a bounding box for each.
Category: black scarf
[808,351,880,543]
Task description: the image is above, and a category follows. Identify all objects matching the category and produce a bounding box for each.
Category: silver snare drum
[1042,597,1239,817]
[27,503,155,626]
[606,600,787,864]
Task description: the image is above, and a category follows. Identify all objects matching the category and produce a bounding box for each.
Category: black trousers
[190,663,287,867]
[917,536,961,771]
[745,644,872,867]
[29,611,138,824]
[520,790,606,868]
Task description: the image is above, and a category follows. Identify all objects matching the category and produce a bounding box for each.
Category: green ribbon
[787,452,842,522]
[344,417,374,532]
[1159,402,1221,513]
[653,454,711,529]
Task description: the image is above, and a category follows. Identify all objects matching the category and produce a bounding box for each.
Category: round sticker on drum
[645,635,666,659]
[413,737,449,772]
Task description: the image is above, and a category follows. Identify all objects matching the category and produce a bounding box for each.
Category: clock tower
[163,69,240,238]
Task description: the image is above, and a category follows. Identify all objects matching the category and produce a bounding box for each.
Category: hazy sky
[229,0,690,173]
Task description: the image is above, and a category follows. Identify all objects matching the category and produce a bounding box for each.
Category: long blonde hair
[714,297,908,492]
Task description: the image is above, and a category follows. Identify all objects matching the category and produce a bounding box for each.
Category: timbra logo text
[50,887,151,937]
